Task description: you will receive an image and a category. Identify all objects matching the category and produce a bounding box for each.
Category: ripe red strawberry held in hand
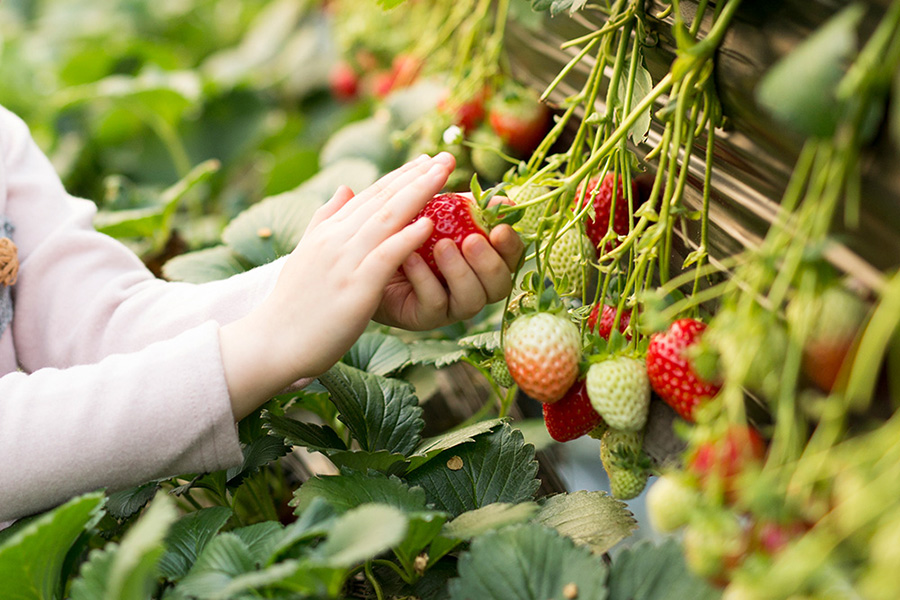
[574,173,636,254]
[542,379,604,442]
[503,311,582,403]
[410,193,490,284]
[646,318,721,422]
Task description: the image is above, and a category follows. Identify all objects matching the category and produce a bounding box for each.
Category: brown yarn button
[0,237,18,286]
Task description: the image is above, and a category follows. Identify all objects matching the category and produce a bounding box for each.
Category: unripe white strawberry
[503,312,582,403]
[543,226,597,297]
[585,356,650,431]
[508,183,552,235]
[646,474,698,533]
[599,428,647,500]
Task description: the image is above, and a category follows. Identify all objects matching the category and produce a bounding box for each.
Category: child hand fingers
[338,153,451,226]
[400,252,450,325]
[489,225,525,272]
[461,234,514,304]
[358,218,435,288]
[434,239,488,320]
[306,185,355,232]
[331,155,431,220]
[346,160,451,256]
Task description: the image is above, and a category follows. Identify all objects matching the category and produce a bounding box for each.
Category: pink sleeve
[2,107,284,366]
[0,106,296,520]
[0,322,243,521]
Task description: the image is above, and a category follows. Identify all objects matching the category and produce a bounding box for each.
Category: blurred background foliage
[0,0,376,259]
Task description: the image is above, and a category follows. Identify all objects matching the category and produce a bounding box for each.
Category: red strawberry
[587,304,632,340]
[370,70,397,99]
[687,425,766,500]
[646,318,721,422]
[389,53,422,90]
[503,312,582,403]
[787,285,867,393]
[329,62,359,101]
[487,85,551,157]
[542,379,604,442]
[574,173,635,254]
[410,193,489,284]
[439,86,489,133]
[752,519,809,556]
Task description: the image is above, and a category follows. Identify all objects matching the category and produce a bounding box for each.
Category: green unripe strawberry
[503,312,582,403]
[683,510,748,581]
[543,226,597,297]
[490,355,515,388]
[586,356,650,432]
[600,429,648,500]
[470,126,511,183]
[646,474,698,533]
[508,183,552,235]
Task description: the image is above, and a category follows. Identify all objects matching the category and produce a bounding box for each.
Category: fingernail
[434,152,455,166]
[427,163,446,178]
[468,234,488,256]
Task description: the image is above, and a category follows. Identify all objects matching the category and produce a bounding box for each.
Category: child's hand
[220,153,456,418]
[373,195,524,330]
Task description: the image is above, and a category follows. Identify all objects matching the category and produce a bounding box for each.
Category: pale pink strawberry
[503,312,581,403]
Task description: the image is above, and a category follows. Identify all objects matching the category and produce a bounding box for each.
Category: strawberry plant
[9,0,900,598]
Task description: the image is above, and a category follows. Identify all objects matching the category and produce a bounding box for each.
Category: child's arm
[220,153,523,419]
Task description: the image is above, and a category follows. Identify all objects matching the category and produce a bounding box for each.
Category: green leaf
[378,0,408,9]
[106,493,179,598]
[394,511,450,570]
[442,502,540,540]
[94,159,219,241]
[344,332,411,376]
[536,491,637,555]
[385,80,447,129]
[269,497,338,561]
[55,69,202,125]
[0,491,105,600]
[530,0,587,15]
[408,418,506,471]
[176,533,260,598]
[232,521,284,566]
[69,546,116,600]
[291,470,427,515]
[607,539,721,600]
[320,115,400,171]
[405,424,540,516]
[756,4,865,138]
[618,62,654,143]
[158,507,234,581]
[264,414,347,452]
[225,435,291,487]
[458,331,502,353]
[448,524,608,600]
[200,0,307,88]
[408,339,468,367]
[161,246,248,283]
[317,504,409,567]
[324,449,410,474]
[318,362,424,455]
[106,482,161,520]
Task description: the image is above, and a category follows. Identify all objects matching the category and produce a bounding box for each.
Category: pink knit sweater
[0,105,287,521]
